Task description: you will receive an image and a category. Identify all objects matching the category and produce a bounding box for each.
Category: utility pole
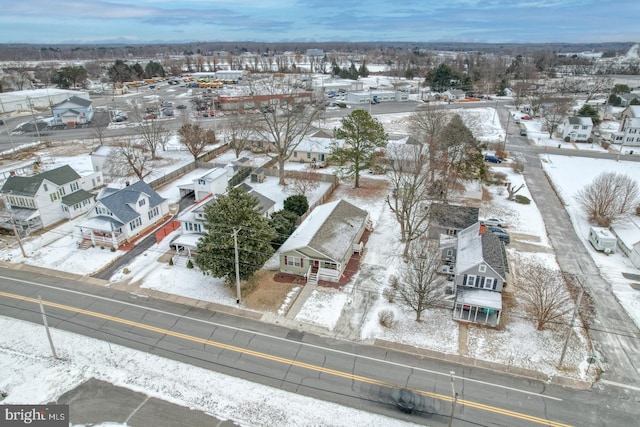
[558,286,584,368]
[26,96,42,141]
[448,371,457,427]
[38,296,59,359]
[233,228,241,305]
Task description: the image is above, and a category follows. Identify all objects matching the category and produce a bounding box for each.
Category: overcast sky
[1,0,637,45]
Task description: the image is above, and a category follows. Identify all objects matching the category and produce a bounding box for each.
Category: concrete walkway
[284,282,316,320]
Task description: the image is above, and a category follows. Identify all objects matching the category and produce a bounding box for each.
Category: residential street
[497,107,640,389]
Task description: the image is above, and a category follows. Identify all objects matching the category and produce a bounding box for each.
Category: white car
[480,217,506,227]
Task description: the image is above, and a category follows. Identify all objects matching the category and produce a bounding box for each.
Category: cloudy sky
[1,0,637,44]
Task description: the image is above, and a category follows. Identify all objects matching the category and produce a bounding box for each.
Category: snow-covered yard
[3,105,637,423]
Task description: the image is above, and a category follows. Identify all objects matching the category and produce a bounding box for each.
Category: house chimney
[479,223,486,234]
[125,180,130,186]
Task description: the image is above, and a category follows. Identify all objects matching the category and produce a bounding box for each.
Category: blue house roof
[97,181,165,224]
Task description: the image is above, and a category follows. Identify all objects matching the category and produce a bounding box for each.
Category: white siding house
[561,116,593,142]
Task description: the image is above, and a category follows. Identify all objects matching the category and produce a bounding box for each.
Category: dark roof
[1,165,81,196]
[61,189,95,206]
[97,181,165,224]
[311,129,333,139]
[52,96,92,109]
[481,232,509,278]
[431,203,479,231]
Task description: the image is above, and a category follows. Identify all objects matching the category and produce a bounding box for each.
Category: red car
[521,115,532,120]
[144,114,157,120]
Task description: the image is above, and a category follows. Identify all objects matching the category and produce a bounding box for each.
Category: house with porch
[278,199,370,284]
[76,180,169,249]
[51,95,94,126]
[1,165,103,234]
[447,222,510,327]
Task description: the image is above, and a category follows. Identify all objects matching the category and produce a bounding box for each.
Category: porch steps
[172,255,191,267]
[78,239,93,250]
[307,272,318,285]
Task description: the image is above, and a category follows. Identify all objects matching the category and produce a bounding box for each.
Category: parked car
[176,104,187,110]
[484,155,502,163]
[0,119,4,126]
[487,226,510,244]
[162,109,174,117]
[521,115,532,120]
[480,217,506,227]
[144,114,157,120]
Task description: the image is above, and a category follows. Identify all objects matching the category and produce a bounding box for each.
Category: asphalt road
[1,267,639,426]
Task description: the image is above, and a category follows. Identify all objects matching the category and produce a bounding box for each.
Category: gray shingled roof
[481,232,509,278]
[431,203,479,231]
[568,116,592,126]
[61,189,95,206]
[97,181,165,224]
[1,165,81,196]
[52,96,92,108]
[307,200,368,261]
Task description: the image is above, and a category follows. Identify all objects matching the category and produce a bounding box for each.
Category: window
[129,217,142,231]
[43,183,48,192]
[446,249,454,258]
[138,199,146,207]
[70,182,79,191]
[197,179,206,185]
[50,192,59,202]
[465,275,477,287]
[307,152,311,159]
[573,125,579,129]
[148,206,159,220]
[59,186,66,196]
[293,151,298,158]
[285,256,303,267]
[478,264,486,273]
[582,126,588,130]
[484,277,495,289]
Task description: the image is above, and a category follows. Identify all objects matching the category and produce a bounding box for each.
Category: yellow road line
[0,291,572,427]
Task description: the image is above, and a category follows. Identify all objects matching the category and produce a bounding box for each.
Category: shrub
[492,171,507,182]
[110,247,116,252]
[283,195,309,216]
[122,267,130,274]
[169,258,174,266]
[389,274,399,290]
[511,161,525,174]
[378,309,395,328]
[187,259,194,269]
[382,287,396,303]
[495,149,507,160]
[601,141,610,149]
[515,195,531,204]
[564,136,571,142]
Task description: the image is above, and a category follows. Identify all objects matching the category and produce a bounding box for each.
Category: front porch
[452,288,502,327]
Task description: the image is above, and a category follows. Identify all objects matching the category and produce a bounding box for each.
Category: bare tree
[519,261,573,331]
[177,122,216,161]
[540,97,573,138]
[575,172,640,227]
[226,113,254,157]
[398,237,446,322]
[409,105,449,185]
[108,138,152,181]
[386,143,433,258]
[251,76,322,185]
[584,75,613,103]
[506,183,525,200]
[290,168,320,196]
[130,106,170,160]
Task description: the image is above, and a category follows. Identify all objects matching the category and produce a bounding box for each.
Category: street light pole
[233,228,241,305]
[448,371,457,427]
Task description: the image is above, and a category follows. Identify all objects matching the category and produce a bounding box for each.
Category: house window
[307,152,311,159]
[139,199,146,207]
[59,186,66,196]
[478,264,486,273]
[148,206,159,220]
[446,249,454,258]
[447,229,457,236]
[197,179,206,185]
[50,192,59,202]
[484,277,495,289]
[70,182,79,191]
[129,217,142,231]
[582,126,588,130]
[285,256,303,267]
[43,183,48,191]
[293,151,298,158]
[465,274,477,287]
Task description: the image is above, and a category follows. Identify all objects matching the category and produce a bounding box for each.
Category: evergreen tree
[358,60,369,77]
[426,63,459,92]
[144,61,166,78]
[270,209,299,249]
[577,104,601,126]
[195,187,276,283]
[331,110,388,188]
[283,195,309,216]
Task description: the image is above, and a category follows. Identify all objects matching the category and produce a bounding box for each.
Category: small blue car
[485,155,502,163]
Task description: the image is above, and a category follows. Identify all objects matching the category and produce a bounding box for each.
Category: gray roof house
[77,180,169,249]
[1,164,102,232]
[279,199,369,284]
[52,95,94,126]
[428,203,480,238]
[448,222,510,327]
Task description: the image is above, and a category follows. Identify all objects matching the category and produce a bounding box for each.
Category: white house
[618,116,640,147]
[76,181,169,249]
[291,130,343,167]
[177,167,230,201]
[611,217,640,269]
[1,165,103,233]
[51,95,94,126]
[561,116,593,142]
